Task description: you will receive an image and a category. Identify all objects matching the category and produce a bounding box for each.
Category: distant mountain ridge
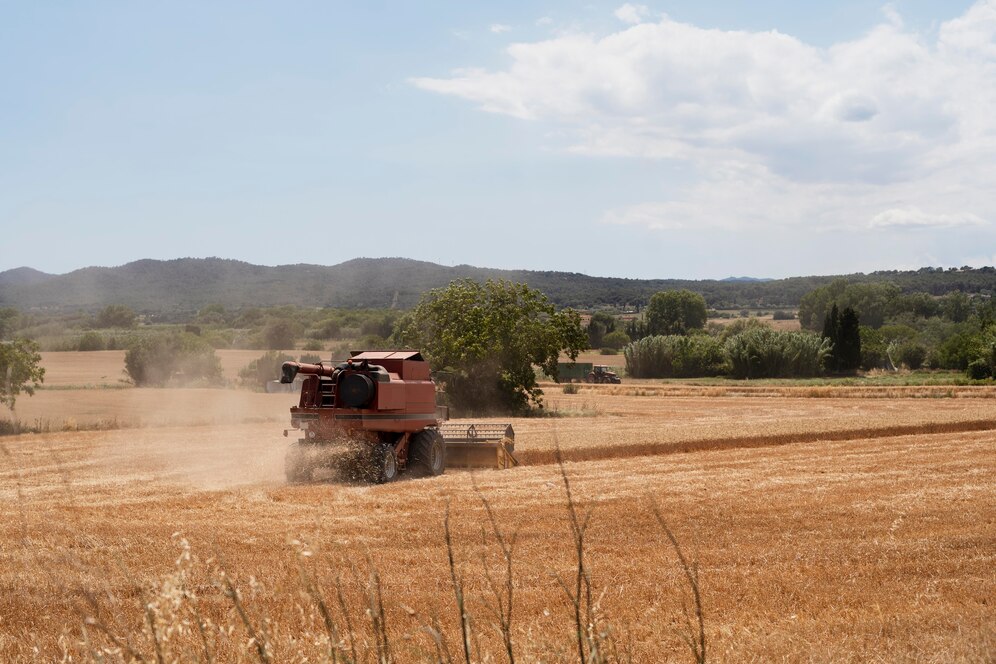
[0,257,993,312]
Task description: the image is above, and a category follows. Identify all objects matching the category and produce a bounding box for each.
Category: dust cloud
[96,387,297,490]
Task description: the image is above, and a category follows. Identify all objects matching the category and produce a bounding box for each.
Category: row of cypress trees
[821,304,862,372]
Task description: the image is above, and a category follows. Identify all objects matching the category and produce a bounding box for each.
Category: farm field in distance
[0,352,993,661]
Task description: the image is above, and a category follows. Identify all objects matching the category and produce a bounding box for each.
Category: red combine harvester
[280,350,517,483]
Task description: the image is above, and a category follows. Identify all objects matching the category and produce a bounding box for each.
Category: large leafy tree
[394,279,587,414]
[0,338,45,409]
[645,289,708,336]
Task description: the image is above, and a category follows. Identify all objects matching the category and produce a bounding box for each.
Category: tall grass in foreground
[55,456,706,663]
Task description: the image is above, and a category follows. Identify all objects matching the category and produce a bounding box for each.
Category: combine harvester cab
[281,350,516,483]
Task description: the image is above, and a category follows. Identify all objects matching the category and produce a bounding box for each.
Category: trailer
[557,361,594,383]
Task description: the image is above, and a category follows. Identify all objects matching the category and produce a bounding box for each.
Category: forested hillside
[1,257,993,313]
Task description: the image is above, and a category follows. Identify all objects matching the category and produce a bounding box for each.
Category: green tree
[77,331,106,351]
[587,312,617,348]
[394,279,587,414]
[262,319,301,350]
[858,326,888,370]
[602,329,631,350]
[837,307,862,371]
[0,339,45,409]
[645,290,708,336]
[95,304,137,328]
[799,280,900,329]
[196,303,228,325]
[0,308,19,339]
[892,341,927,370]
[124,332,222,386]
[941,291,971,323]
[625,317,649,342]
[821,304,862,372]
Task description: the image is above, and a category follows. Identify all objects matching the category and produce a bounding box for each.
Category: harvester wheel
[375,444,399,484]
[285,442,311,484]
[410,429,446,477]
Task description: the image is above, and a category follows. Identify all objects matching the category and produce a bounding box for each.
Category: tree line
[2,275,994,420]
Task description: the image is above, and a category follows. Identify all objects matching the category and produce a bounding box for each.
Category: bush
[772,310,795,320]
[262,320,302,350]
[859,326,888,370]
[201,330,233,349]
[562,382,580,394]
[599,348,618,355]
[298,353,322,364]
[125,332,223,387]
[602,330,631,350]
[358,334,390,350]
[725,328,829,379]
[95,304,137,329]
[891,341,928,370]
[238,351,294,389]
[309,317,342,340]
[966,359,992,380]
[934,328,996,370]
[77,331,105,351]
[716,317,769,343]
[360,313,399,339]
[302,338,324,351]
[624,335,726,378]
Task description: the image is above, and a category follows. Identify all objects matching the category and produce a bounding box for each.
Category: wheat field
[0,353,993,661]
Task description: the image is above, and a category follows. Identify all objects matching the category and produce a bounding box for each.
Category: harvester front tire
[375,444,399,484]
[411,429,446,477]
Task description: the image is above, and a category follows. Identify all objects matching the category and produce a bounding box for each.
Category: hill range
[0,257,993,313]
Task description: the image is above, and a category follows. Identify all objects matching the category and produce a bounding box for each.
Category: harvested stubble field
[0,353,993,661]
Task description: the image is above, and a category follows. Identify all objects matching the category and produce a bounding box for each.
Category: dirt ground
[1,354,993,661]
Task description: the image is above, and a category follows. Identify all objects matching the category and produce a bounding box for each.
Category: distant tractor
[585,365,621,384]
[280,350,516,483]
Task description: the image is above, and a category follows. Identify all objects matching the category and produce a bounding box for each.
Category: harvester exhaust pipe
[281,361,338,384]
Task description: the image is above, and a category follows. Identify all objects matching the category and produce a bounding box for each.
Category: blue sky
[1,1,993,279]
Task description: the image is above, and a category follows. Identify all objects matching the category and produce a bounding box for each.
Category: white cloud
[868,207,986,229]
[536,16,553,27]
[614,4,651,25]
[413,2,996,241]
[490,23,511,34]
